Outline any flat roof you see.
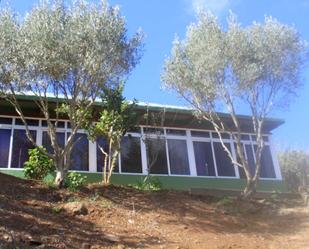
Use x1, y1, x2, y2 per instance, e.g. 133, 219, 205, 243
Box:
0, 93, 284, 132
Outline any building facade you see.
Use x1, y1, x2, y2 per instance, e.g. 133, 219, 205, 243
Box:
0, 96, 286, 192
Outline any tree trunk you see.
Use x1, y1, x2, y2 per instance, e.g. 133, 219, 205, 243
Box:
242, 178, 257, 199
55, 168, 67, 188
54, 156, 67, 188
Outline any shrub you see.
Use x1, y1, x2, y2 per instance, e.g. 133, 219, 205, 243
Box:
278, 150, 309, 192
65, 172, 87, 191
24, 146, 54, 181
132, 176, 162, 191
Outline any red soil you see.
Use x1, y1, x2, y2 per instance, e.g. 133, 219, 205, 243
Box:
0, 173, 308, 249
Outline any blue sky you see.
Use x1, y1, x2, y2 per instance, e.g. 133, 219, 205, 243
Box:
1, 0, 309, 150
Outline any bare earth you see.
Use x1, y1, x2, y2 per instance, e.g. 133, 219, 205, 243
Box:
0, 173, 308, 249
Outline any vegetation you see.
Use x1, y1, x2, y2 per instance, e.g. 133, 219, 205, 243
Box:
131, 176, 162, 191
278, 150, 309, 192
24, 147, 54, 181
162, 11, 308, 198
65, 172, 87, 191
88, 85, 139, 185
0, 0, 143, 187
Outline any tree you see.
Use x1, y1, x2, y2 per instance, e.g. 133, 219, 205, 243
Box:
0, 0, 143, 187
88, 85, 139, 185
278, 150, 309, 192
162, 11, 307, 198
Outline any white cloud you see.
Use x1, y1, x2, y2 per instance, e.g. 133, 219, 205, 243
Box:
189, 0, 231, 14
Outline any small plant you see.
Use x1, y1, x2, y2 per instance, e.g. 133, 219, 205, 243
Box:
65, 172, 87, 191
44, 178, 57, 190
51, 206, 62, 214
216, 196, 234, 207
131, 176, 162, 191
24, 146, 54, 181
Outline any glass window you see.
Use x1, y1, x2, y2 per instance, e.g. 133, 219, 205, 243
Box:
245, 144, 256, 176
146, 138, 168, 174
259, 146, 276, 178
15, 119, 39, 126
191, 130, 210, 138
167, 139, 190, 175
213, 142, 235, 177
212, 133, 231, 139
0, 117, 12, 125
96, 137, 119, 173
193, 141, 216, 176
241, 134, 250, 140
166, 129, 186, 136
11, 129, 37, 168
121, 136, 142, 173
143, 127, 164, 136
69, 133, 89, 171
42, 131, 65, 154
127, 127, 141, 133
0, 129, 11, 168
42, 120, 65, 128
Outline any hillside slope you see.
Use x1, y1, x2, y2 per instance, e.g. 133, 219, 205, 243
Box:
0, 173, 308, 249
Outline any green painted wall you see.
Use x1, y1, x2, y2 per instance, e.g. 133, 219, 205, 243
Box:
0, 169, 288, 193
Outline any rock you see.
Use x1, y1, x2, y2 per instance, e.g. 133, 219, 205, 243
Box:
62, 202, 88, 215
118, 244, 126, 249
103, 233, 121, 243
81, 242, 91, 249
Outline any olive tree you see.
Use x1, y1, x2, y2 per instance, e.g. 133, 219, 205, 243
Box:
162, 12, 307, 198
0, 1, 143, 187
278, 150, 309, 192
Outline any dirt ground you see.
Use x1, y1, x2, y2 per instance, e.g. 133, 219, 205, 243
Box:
0, 173, 308, 249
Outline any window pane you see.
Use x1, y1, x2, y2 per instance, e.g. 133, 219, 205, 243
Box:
0, 117, 12, 125
15, 119, 39, 126
70, 133, 89, 171
143, 127, 164, 136
0, 129, 11, 168
127, 127, 141, 133
121, 136, 142, 173
260, 146, 276, 178
241, 134, 250, 140
193, 141, 216, 176
212, 133, 230, 139
42, 131, 65, 154
166, 129, 186, 136
42, 120, 65, 128
97, 137, 117, 172
213, 142, 235, 177
146, 138, 168, 174
11, 129, 36, 168
191, 131, 210, 138
245, 144, 256, 176
237, 143, 256, 179
167, 139, 190, 175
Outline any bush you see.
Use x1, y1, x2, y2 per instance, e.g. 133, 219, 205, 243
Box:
278, 150, 309, 192
65, 172, 87, 191
131, 176, 162, 191
24, 147, 54, 180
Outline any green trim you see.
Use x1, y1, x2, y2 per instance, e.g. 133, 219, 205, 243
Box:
0, 169, 288, 193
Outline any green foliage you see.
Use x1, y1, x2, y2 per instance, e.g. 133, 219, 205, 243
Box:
216, 196, 234, 206
131, 176, 162, 191
88, 84, 139, 184
65, 172, 87, 191
51, 206, 62, 214
90, 84, 138, 142
278, 150, 309, 192
23, 147, 54, 181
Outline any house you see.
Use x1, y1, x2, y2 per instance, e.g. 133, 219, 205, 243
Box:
0, 95, 286, 192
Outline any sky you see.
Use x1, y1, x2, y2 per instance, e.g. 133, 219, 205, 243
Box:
1, 0, 309, 150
